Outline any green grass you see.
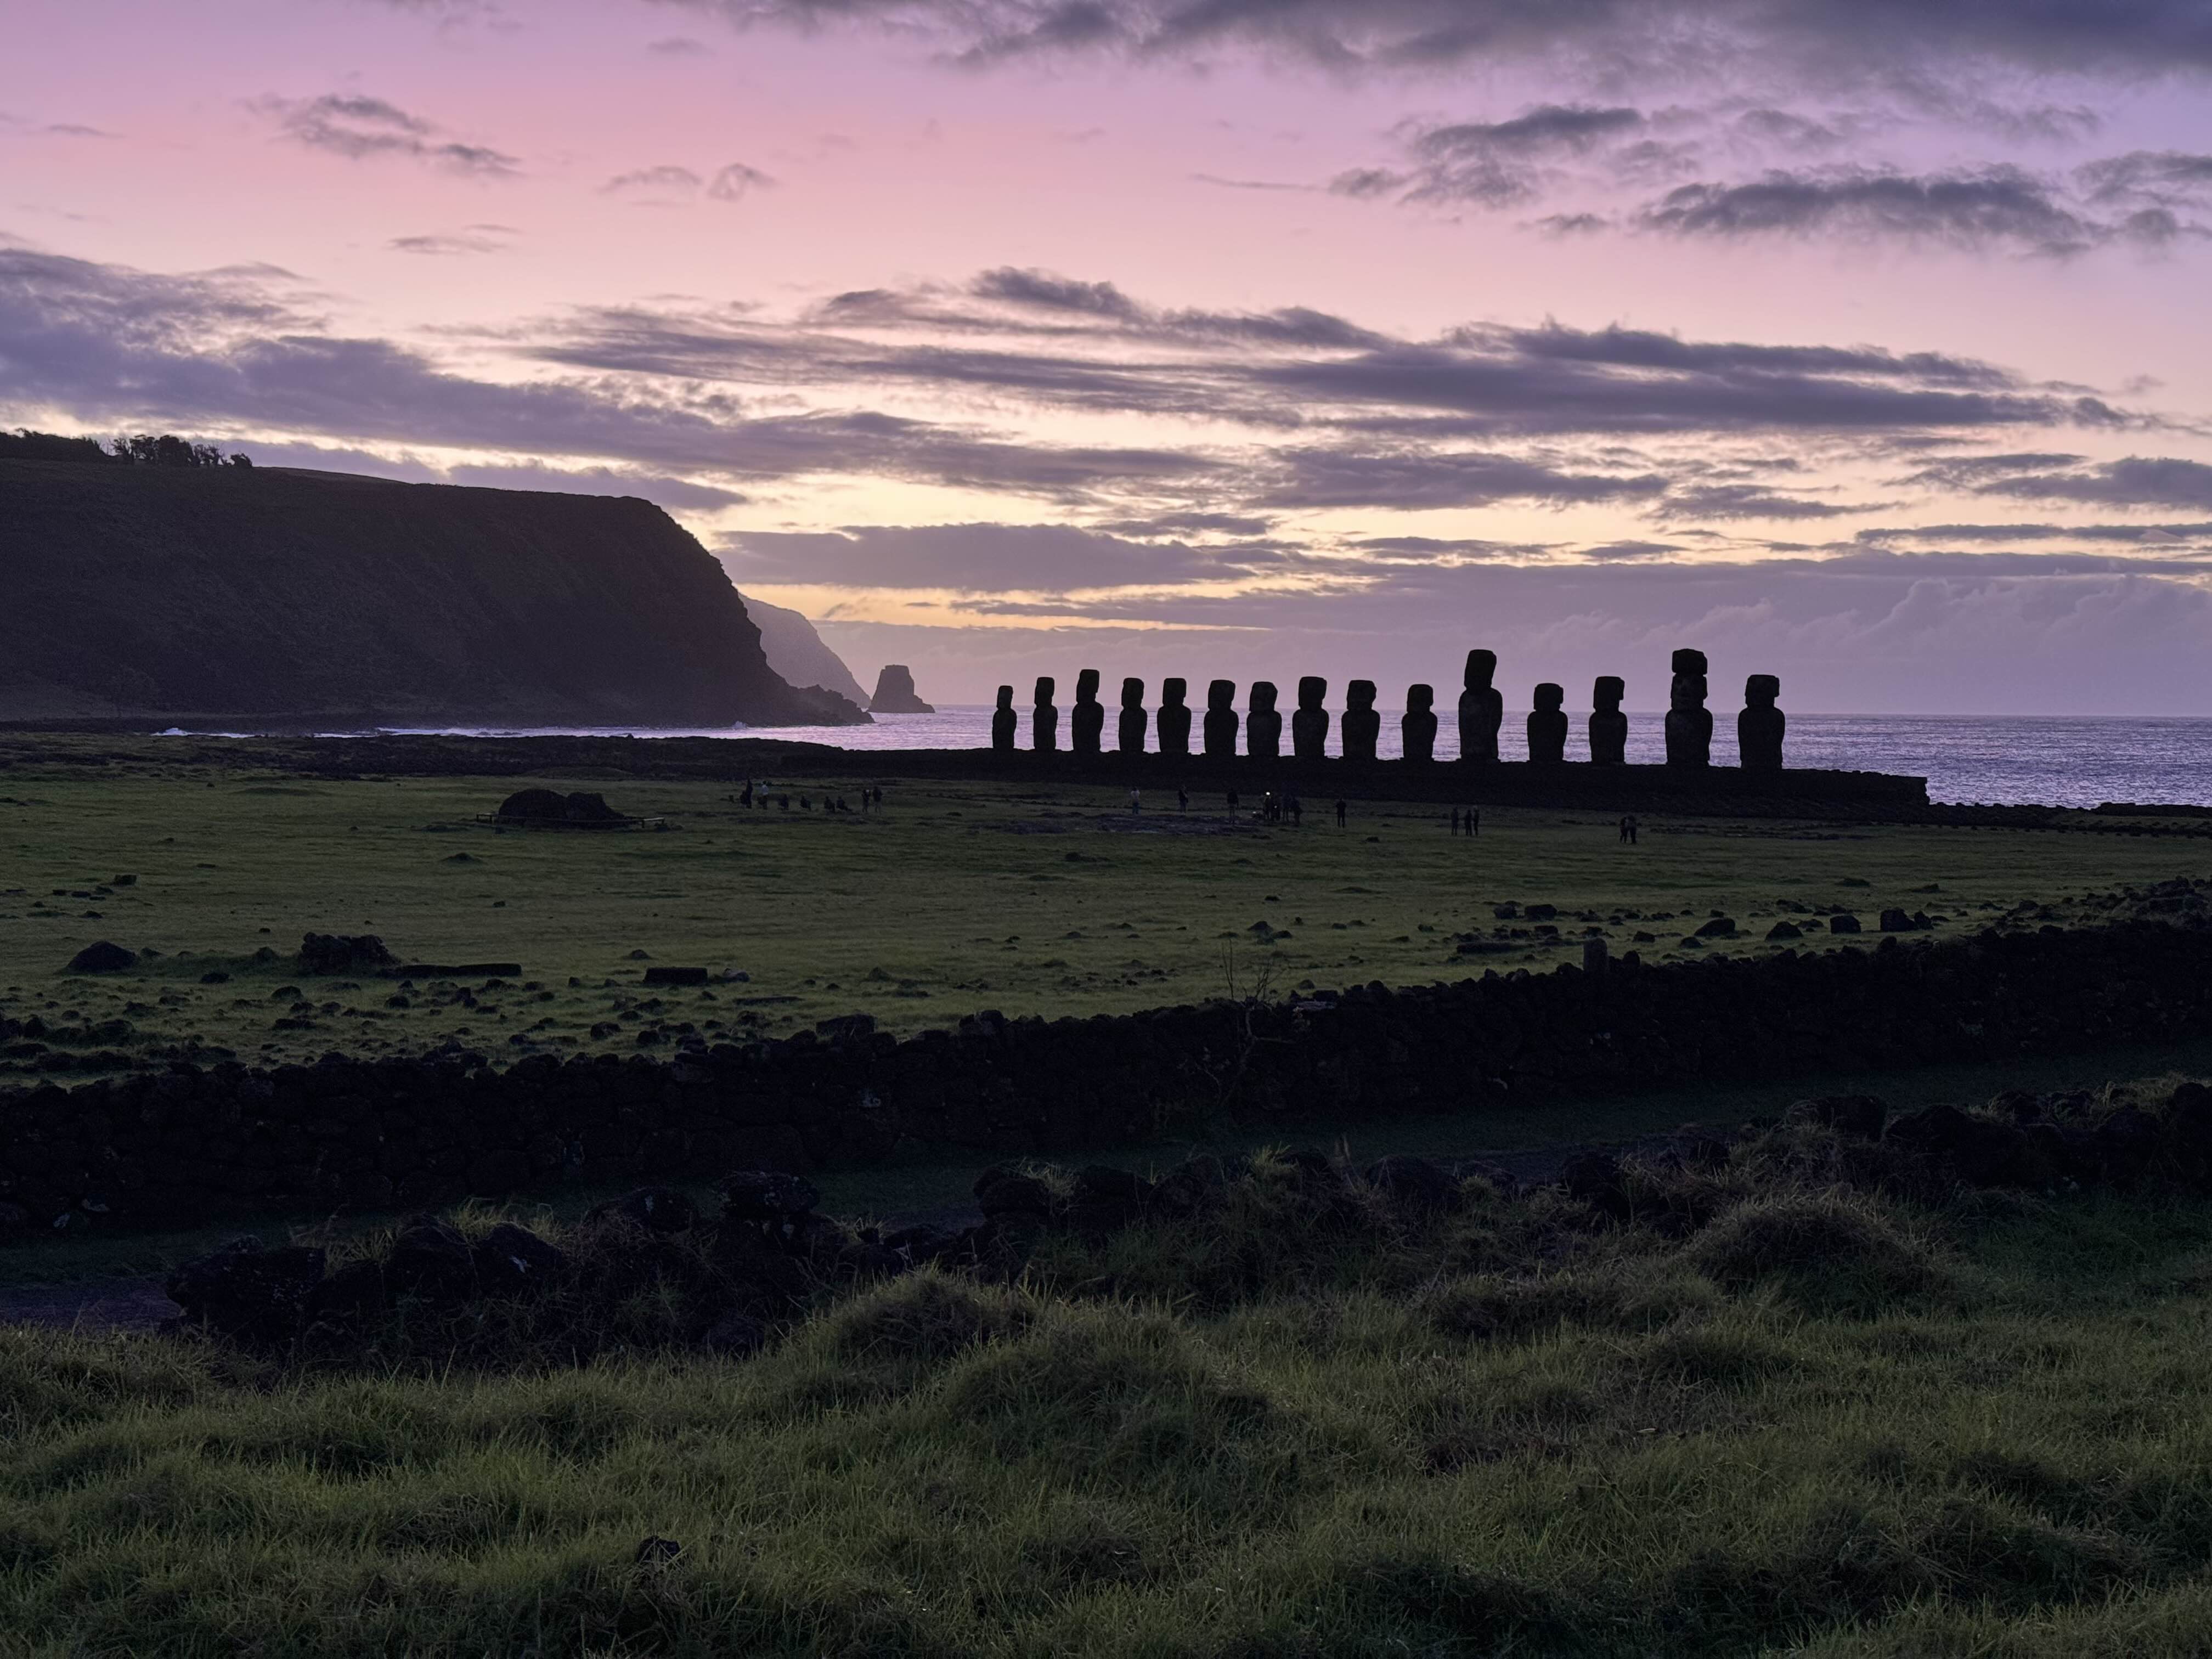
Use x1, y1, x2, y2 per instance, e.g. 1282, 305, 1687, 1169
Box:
1, 738, 2202, 1076
7, 1107, 2212, 1655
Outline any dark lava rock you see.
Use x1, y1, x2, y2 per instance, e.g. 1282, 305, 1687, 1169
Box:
298, 933, 397, 975
385, 1216, 476, 1301
1787, 1094, 1889, 1139
1878, 908, 1917, 933
975, 1169, 1054, 1218
306, 1258, 387, 1325
472, 1221, 571, 1294
595, 1186, 699, 1234
1560, 1150, 1633, 1221
1828, 914, 1862, 934
718, 1170, 821, 1221
1364, 1153, 1459, 1212
1886, 1103, 2028, 1186
1765, 921, 1803, 941
166, 1237, 326, 1338
66, 940, 138, 974
1695, 917, 1739, 938
642, 966, 710, 986
1075, 1165, 1153, 1206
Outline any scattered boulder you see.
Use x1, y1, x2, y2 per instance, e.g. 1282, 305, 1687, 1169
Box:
1765, 921, 1802, 941
165, 1237, 326, 1338
299, 933, 397, 975
1695, 917, 1738, 938
642, 966, 710, 987
975, 1169, 1054, 1219
595, 1186, 699, 1234
1829, 914, 1862, 934
718, 1170, 821, 1222
1884, 1103, 2028, 1186
472, 1221, 571, 1294
384, 1216, 477, 1301
65, 940, 137, 974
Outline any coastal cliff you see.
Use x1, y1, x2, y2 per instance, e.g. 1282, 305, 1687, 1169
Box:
0, 461, 867, 727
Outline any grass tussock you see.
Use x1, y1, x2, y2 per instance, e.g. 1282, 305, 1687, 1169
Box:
8, 1111, 2212, 1654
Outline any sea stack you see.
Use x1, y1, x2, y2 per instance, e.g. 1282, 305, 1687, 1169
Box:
868, 664, 934, 714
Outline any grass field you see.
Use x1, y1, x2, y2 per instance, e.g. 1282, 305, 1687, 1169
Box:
5, 1085, 2212, 1656
3, 743, 2204, 1076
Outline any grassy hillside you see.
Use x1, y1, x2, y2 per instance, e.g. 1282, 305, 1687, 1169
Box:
0, 461, 860, 726
5, 1079, 2212, 1657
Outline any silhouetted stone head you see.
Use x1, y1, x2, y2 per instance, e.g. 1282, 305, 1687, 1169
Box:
1121, 676, 1144, 709
995, 685, 1014, 712
1408, 684, 1434, 714
1465, 649, 1497, 691
1207, 679, 1235, 711
1163, 677, 1188, 707
1249, 681, 1278, 713
1671, 648, 1708, 677
1298, 676, 1327, 710
1347, 679, 1376, 712
1593, 676, 1624, 712
1533, 682, 1564, 712
1076, 669, 1101, 705
1745, 673, 1780, 707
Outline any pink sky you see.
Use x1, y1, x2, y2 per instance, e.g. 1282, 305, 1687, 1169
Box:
7, 0, 2212, 711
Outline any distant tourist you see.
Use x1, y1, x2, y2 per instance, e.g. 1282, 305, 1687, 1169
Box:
1334, 799, 1347, 827
1289, 794, 1303, 827
1128, 787, 1141, 815
1626, 814, 1640, 845
1450, 808, 1461, 836
1618, 815, 1630, 844
1177, 786, 1189, 812
1227, 788, 1239, 812
1466, 806, 1480, 837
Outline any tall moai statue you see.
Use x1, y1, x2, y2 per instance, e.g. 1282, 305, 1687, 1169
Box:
1071, 669, 1104, 755
1117, 677, 1147, 754
1664, 648, 1712, 768
1459, 650, 1503, 763
1032, 676, 1059, 753
1341, 680, 1380, 763
1588, 676, 1627, 764
1203, 680, 1240, 758
1292, 676, 1330, 761
1739, 674, 1785, 770
1246, 682, 1282, 760
991, 685, 1018, 753
1156, 677, 1192, 757
1527, 682, 1568, 764
1402, 684, 1437, 764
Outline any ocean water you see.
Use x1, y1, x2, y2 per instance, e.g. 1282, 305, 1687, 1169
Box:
209, 709, 2212, 809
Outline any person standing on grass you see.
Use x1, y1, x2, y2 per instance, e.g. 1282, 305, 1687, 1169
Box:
1129, 787, 1141, 815
1451, 808, 1461, 836
1334, 798, 1347, 827
1627, 813, 1640, 845
1177, 786, 1189, 812
1290, 794, 1304, 827
1467, 806, 1480, 837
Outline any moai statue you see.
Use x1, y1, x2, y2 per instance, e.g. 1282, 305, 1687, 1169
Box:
1117, 677, 1147, 754
1527, 682, 1567, 764
1032, 675, 1059, 753
1203, 679, 1240, 758
1739, 674, 1785, 770
1341, 680, 1380, 763
1664, 648, 1712, 768
1071, 669, 1104, 756
1588, 676, 1627, 765
1292, 676, 1330, 761
1459, 649, 1503, 763
1401, 684, 1437, 764
1246, 681, 1283, 760
1156, 677, 1192, 757
991, 685, 1017, 753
